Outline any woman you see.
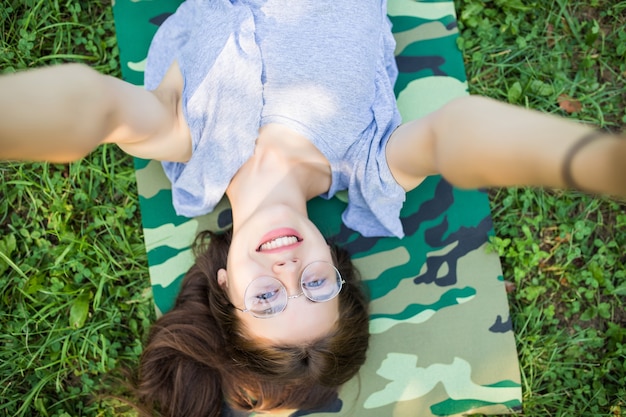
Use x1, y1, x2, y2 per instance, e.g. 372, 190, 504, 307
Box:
1, 0, 625, 415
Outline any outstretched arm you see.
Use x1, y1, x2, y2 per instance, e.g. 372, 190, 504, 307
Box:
0, 63, 190, 163
387, 95, 626, 196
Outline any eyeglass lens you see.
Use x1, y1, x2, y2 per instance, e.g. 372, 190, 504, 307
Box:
243, 261, 342, 317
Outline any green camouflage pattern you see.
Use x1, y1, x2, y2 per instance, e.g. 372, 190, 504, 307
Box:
112, 0, 522, 415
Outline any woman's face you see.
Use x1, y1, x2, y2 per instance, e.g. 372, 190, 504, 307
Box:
219, 204, 340, 345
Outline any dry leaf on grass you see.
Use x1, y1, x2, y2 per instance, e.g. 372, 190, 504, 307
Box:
557, 94, 583, 114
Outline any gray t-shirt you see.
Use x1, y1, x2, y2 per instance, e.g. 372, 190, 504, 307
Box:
145, 0, 406, 238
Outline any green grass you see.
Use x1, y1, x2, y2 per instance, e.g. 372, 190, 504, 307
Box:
1, 2, 151, 416
0, 0, 625, 416
455, 0, 626, 415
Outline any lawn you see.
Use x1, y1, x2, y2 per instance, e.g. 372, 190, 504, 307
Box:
0, 0, 624, 416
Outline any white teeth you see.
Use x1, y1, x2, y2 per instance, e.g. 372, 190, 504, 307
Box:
259, 236, 299, 251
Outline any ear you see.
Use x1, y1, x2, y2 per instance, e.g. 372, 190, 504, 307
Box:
217, 268, 228, 289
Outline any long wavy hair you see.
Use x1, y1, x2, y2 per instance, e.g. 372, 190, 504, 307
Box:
135, 229, 369, 416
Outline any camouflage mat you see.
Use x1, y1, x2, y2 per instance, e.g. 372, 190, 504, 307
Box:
112, 1, 522, 416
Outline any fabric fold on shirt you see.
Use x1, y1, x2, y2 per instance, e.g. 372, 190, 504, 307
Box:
145, 0, 263, 217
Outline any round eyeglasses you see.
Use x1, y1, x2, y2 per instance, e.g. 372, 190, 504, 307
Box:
232, 261, 345, 318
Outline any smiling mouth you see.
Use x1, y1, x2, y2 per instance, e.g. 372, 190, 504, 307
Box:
257, 235, 302, 252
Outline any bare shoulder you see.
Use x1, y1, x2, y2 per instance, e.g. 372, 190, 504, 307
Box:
385, 116, 438, 192
108, 60, 192, 162
150, 60, 192, 159
150, 60, 184, 114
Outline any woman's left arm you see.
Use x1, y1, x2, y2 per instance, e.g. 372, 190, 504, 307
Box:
0, 63, 189, 163
386, 95, 626, 196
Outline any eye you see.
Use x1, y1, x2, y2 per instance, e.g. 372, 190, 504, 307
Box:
303, 277, 326, 289
254, 288, 280, 302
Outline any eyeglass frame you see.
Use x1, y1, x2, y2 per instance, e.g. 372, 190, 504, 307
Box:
229, 260, 345, 319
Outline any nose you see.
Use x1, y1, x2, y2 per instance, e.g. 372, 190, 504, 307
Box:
272, 258, 302, 293
272, 258, 300, 275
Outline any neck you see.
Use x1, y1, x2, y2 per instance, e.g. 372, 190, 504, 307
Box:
225, 124, 331, 231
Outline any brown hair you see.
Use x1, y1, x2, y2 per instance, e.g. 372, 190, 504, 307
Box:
136, 230, 369, 417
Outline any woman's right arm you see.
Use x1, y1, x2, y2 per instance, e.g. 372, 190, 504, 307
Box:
0, 63, 190, 163
387, 95, 626, 197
